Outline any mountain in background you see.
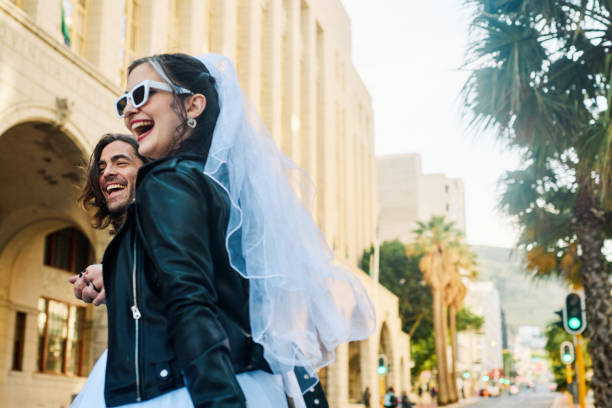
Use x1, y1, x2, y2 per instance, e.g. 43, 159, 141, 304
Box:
470, 245, 567, 333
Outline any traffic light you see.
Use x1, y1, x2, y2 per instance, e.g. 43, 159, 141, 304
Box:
560, 341, 575, 364
563, 293, 586, 335
377, 355, 388, 375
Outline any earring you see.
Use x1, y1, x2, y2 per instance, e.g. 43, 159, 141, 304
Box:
187, 117, 197, 129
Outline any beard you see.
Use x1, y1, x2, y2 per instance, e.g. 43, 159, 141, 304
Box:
106, 193, 134, 234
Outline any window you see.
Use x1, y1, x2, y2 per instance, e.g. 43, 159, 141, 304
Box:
61, 0, 88, 56
12, 312, 26, 371
37, 298, 86, 376
44, 227, 93, 273
121, 0, 141, 84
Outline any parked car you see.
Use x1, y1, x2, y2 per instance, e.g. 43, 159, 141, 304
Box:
486, 384, 500, 397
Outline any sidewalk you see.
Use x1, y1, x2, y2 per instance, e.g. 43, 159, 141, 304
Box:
415, 396, 480, 408
444, 396, 480, 407
551, 392, 595, 408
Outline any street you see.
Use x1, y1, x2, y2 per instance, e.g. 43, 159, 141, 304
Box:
467, 386, 557, 408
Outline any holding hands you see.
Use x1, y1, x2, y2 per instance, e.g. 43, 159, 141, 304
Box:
69, 264, 106, 306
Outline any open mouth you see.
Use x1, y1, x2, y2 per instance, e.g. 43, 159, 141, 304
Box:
132, 120, 154, 141
106, 183, 127, 198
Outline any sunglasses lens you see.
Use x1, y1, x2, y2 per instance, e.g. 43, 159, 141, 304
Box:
116, 96, 127, 117
132, 84, 146, 106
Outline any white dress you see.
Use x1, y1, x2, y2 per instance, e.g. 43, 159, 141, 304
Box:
71, 349, 290, 408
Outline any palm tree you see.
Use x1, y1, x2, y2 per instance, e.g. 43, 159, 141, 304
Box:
445, 270, 471, 400
462, 1, 612, 404
408, 216, 465, 405
444, 240, 476, 402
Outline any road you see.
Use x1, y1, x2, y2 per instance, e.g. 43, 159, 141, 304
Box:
468, 386, 557, 408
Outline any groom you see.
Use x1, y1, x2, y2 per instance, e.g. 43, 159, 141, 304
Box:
71, 133, 145, 304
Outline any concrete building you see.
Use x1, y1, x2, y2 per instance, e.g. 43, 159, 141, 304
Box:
456, 281, 503, 395
0, 0, 411, 407
376, 153, 466, 243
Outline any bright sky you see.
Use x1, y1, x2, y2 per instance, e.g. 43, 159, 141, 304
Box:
340, 0, 522, 248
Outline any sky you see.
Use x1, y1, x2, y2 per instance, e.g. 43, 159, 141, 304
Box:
340, 0, 523, 248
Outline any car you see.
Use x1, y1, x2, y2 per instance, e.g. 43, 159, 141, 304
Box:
486, 385, 500, 397
509, 385, 519, 395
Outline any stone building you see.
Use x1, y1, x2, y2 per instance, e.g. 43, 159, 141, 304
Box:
376, 153, 466, 243
0, 0, 410, 406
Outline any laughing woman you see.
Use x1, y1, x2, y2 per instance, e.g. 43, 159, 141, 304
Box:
71, 53, 375, 408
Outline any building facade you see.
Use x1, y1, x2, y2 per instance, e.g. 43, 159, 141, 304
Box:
0, 0, 410, 407
376, 153, 466, 244
456, 281, 503, 396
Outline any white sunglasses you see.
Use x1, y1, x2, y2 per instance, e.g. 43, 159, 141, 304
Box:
115, 79, 193, 118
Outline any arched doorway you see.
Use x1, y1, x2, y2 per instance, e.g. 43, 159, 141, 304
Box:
378, 322, 394, 402
0, 121, 98, 407
0, 121, 89, 244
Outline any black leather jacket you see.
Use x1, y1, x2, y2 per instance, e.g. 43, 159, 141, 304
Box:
102, 155, 271, 407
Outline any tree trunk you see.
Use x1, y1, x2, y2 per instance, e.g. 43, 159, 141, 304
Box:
573, 186, 612, 408
449, 305, 459, 402
440, 303, 454, 404
433, 290, 450, 405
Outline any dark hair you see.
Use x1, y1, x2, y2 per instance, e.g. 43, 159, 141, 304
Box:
127, 53, 220, 159
79, 134, 147, 233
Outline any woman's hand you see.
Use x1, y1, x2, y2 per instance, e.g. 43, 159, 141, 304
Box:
69, 264, 106, 306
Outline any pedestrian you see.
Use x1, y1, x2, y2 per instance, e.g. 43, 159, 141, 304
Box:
69, 53, 375, 408
400, 390, 414, 408
362, 386, 371, 408
431, 386, 438, 400
384, 387, 398, 407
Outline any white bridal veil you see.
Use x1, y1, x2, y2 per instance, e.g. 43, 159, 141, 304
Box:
196, 53, 376, 393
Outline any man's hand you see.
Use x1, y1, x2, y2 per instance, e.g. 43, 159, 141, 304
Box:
69, 264, 106, 306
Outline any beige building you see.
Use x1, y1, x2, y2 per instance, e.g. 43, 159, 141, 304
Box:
376, 153, 466, 243
0, 0, 410, 407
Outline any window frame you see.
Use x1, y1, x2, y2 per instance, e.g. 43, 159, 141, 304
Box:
61, 0, 89, 56
43, 227, 93, 273
36, 297, 86, 377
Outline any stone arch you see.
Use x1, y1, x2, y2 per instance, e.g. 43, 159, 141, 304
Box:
378, 322, 394, 395
0, 118, 109, 296
0, 119, 103, 403
0, 120, 93, 246
0, 102, 91, 158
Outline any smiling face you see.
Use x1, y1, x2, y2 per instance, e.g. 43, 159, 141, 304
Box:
97, 140, 143, 214
122, 63, 190, 159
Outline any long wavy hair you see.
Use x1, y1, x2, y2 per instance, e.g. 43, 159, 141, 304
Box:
79, 134, 147, 233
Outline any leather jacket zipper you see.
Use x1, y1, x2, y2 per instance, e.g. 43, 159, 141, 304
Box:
131, 243, 142, 402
